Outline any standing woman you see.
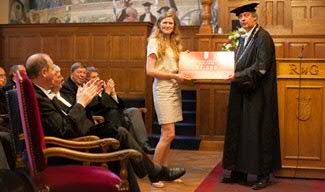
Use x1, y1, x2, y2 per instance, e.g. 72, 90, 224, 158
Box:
146, 10, 190, 187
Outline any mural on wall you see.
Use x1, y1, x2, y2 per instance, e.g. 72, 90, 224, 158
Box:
8, 0, 218, 26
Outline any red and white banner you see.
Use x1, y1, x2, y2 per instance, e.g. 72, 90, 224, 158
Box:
179, 51, 235, 79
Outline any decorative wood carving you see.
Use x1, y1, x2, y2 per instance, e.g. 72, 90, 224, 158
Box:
200, 0, 212, 34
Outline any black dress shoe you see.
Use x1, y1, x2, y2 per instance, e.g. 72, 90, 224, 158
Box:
148, 166, 186, 183
252, 175, 270, 190
220, 171, 247, 184
142, 142, 155, 154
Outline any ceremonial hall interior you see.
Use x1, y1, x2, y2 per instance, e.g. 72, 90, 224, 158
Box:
0, 0, 325, 191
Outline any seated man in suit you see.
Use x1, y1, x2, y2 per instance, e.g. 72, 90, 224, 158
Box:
0, 67, 9, 131
86, 66, 155, 154
25, 53, 185, 190
60, 63, 154, 154
0, 66, 7, 115
3, 65, 26, 91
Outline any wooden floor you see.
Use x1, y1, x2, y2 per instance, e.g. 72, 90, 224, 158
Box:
138, 150, 223, 192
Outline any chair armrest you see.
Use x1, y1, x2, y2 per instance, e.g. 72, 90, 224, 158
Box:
44, 136, 120, 150
72, 135, 100, 141
19, 134, 101, 142
43, 147, 142, 162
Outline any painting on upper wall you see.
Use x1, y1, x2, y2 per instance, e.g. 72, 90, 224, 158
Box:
8, 0, 218, 26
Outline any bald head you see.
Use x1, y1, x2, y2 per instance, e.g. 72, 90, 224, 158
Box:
26, 53, 55, 90
26, 53, 53, 79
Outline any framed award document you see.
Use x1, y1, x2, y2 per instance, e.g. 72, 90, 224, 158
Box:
179, 51, 234, 79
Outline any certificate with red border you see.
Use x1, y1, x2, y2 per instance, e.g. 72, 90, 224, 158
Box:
179, 51, 234, 79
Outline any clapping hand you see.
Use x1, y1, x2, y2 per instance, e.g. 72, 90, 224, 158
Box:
77, 79, 104, 107
104, 78, 116, 96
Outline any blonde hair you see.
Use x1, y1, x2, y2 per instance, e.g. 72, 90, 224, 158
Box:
149, 10, 182, 63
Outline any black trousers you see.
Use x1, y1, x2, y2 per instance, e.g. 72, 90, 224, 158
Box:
88, 122, 155, 178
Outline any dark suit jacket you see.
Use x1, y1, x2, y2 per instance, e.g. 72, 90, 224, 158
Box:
139, 13, 157, 23
35, 85, 94, 139
60, 77, 127, 125
60, 77, 78, 105
0, 88, 7, 114
3, 79, 15, 92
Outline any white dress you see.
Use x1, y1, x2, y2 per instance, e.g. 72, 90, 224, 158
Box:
147, 38, 183, 125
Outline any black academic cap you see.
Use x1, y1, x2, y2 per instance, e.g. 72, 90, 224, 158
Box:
142, 2, 152, 7
157, 6, 170, 14
230, 3, 259, 16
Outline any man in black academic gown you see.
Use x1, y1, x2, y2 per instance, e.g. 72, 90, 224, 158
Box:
25, 53, 186, 191
221, 3, 281, 190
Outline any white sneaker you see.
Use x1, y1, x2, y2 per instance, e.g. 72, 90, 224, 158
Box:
151, 181, 165, 188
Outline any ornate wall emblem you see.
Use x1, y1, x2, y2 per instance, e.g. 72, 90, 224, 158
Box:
296, 97, 312, 121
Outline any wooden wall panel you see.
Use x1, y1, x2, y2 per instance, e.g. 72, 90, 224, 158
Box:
129, 35, 146, 61
129, 68, 145, 92
75, 33, 90, 61
111, 35, 128, 61
0, 35, 3, 68
179, 26, 199, 51
23, 36, 41, 60
311, 6, 325, 19
41, 35, 57, 59
276, 1, 285, 25
274, 42, 285, 58
314, 43, 325, 58
91, 34, 107, 61
288, 42, 311, 58
266, 1, 274, 25
292, 6, 307, 19
57, 33, 74, 62
195, 80, 230, 141
213, 89, 228, 136
283, 86, 323, 160
8, 36, 23, 61
196, 87, 210, 137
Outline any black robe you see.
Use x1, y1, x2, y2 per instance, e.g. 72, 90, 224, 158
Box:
222, 26, 281, 175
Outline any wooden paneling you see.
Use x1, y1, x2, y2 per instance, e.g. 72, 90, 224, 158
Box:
217, 0, 325, 35
0, 23, 152, 100
198, 34, 325, 58
195, 80, 229, 142
75, 33, 90, 61
41, 35, 57, 59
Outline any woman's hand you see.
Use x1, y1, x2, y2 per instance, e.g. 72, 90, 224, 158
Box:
225, 74, 235, 81
175, 73, 191, 83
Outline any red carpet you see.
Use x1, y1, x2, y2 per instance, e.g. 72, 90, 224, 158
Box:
195, 162, 325, 192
